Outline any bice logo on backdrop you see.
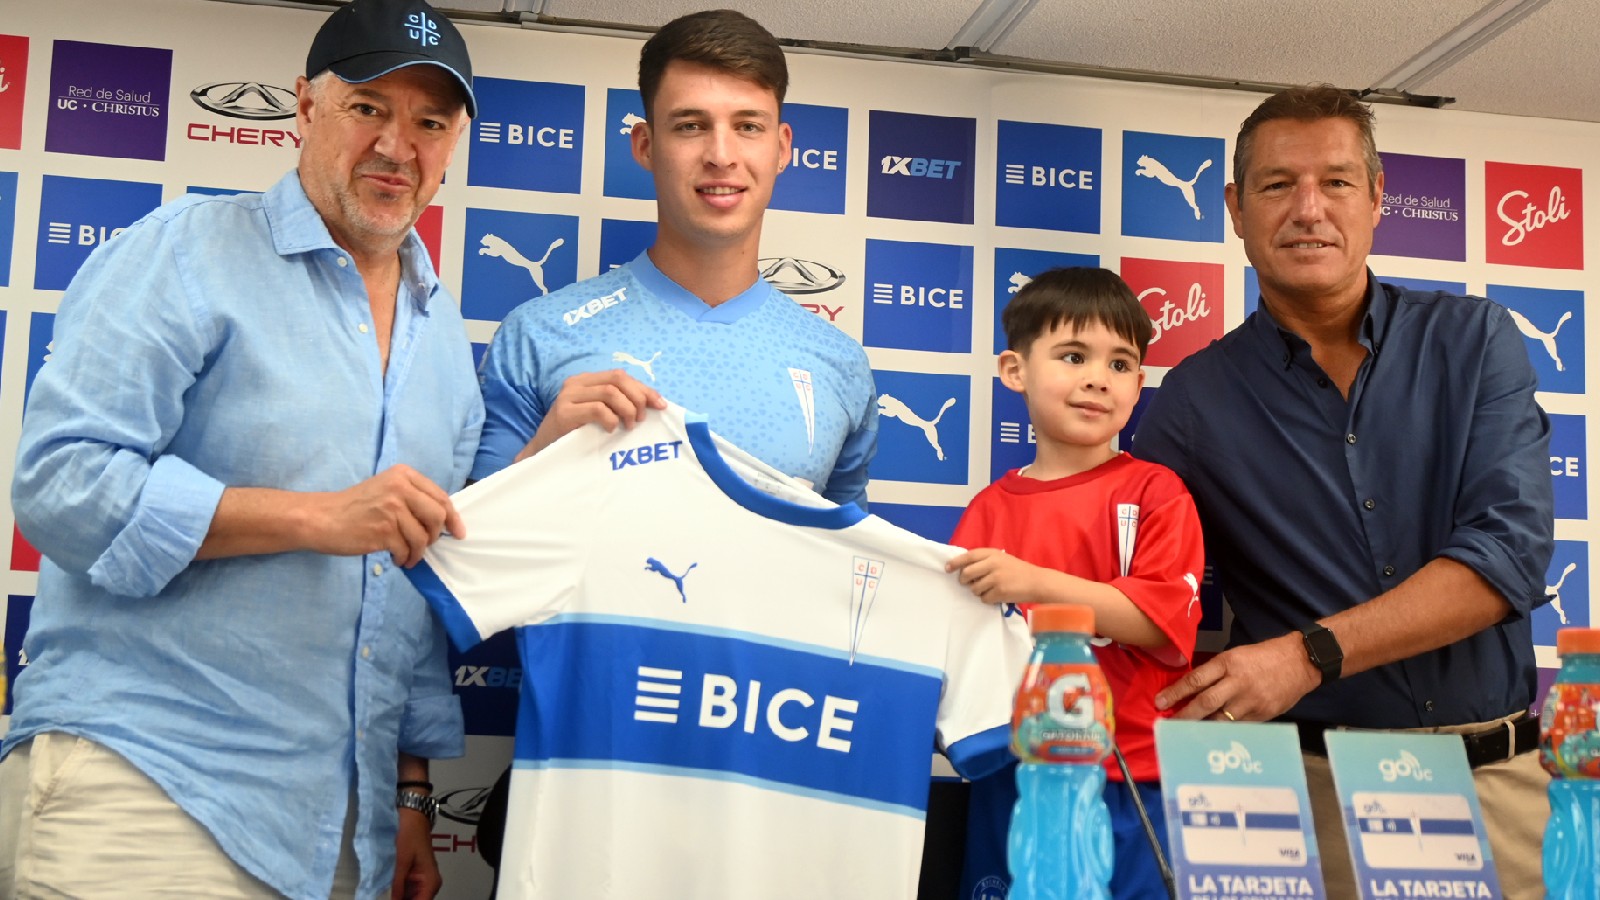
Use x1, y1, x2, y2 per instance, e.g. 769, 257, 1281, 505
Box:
461, 208, 578, 322
1534, 540, 1589, 646
871, 369, 970, 486
862, 239, 972, 353
1119, 258, 1223, 368
35, 176, 162, 291
995, 120, 1100, 234
1550, 414, 1586, 520
772, 103, 847, 215
1375, 152, 1465, 261
0, 34, 29, 150
603, 89, 653, 200
867, 110, 976, 224
990, 377, 1036, 483
1486, 162, 1583, 269
469, 78, 584, 194
1121, 131, 1224, 243
990, 248, 1098, 354
46, 40, 172, 161
1488, 284, 1584, 395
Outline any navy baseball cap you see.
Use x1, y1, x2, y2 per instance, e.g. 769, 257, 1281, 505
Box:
306, 0, 477, 118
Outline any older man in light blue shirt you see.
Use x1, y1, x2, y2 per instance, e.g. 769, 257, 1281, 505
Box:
0, 1, 483, 898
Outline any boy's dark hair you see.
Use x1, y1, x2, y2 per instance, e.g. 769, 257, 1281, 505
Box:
638, 10, 788, 122
1002, 267, 1152, 360
1234, 84, 1381, 201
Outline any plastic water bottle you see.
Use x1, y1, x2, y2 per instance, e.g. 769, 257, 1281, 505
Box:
1542, 627, 1600, 899
1009, 604, 1114, 900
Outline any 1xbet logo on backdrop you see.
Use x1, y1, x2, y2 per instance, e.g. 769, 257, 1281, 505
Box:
1489, 284, 1584, 395
469, 78, 584, 194
862, 239, 972, 353
1534, 540, 1589, 646
46, 40, 171, 161
461, 208, 578, 322
1486, 162, 1583, 269
995, 121, 1100, 233
0, 35, 28, 150
35, 176, 161, 291
1119, 258, 1223, 368
871, 370, 970, 485
867, 110, 976, 224
449, 629, 520, 737
772, 103, 847, 215
1121, 131, 1224, 243
1375, 152, 1465, 261
990, 248, 1098, 355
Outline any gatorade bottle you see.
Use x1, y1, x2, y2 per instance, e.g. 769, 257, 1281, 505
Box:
1009, 604, 1114, 900
1542, 627, 1600, 899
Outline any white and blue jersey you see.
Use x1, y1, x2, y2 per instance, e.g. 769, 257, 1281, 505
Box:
410, 405, 1029, 900
474, 253, 878, 506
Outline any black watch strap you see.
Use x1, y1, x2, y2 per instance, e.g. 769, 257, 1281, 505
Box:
1298, 622, 1343, 686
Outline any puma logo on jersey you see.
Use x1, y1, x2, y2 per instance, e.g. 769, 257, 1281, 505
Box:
878, 393, 956, 460
646, 557, 697, 603
614, 350, 662, 381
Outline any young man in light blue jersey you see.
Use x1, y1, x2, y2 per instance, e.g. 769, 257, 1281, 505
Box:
470, 8, 879, 874
473, 9, 877, 503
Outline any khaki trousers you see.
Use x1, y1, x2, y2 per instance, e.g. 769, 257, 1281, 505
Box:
0, 733, 360, 899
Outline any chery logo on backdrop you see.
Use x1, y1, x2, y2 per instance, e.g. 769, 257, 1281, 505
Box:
1119, 258, 1223, 368
1485, 162, 1583, 269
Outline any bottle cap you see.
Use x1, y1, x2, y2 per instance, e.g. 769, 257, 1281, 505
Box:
1556, 628, 1600, 655
1029, 604, 1094, 634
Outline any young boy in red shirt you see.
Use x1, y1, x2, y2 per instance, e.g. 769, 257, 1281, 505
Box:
947, 267, 1205, 898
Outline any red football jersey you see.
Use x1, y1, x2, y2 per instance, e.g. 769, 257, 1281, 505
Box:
952, 453, 1205, 781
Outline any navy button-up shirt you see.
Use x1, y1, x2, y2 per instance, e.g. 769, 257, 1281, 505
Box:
1132, 275, 1553, 728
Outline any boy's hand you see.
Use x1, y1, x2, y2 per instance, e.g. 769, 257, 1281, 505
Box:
945, 548, 1043, 605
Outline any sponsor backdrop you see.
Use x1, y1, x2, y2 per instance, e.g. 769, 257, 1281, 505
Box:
1, 1, 1596, 894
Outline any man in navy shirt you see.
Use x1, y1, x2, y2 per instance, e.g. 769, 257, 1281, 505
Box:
1133, 85, 1552, 898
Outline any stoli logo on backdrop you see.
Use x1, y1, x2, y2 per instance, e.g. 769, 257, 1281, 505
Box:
1119, 258, 1223, 368
1485, 162, 1583, 270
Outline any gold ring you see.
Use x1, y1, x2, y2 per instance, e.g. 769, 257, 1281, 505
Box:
1222, 709, 1237, 722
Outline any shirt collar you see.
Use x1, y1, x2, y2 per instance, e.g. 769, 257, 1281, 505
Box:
631, 251, 769, 323
1248, 268, 1385, 369
263, 170, 442, 312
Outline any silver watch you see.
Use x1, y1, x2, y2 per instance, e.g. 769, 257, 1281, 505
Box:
396, 789, 438, 828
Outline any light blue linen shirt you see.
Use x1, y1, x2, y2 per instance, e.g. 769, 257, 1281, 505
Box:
5, 172, 482, 900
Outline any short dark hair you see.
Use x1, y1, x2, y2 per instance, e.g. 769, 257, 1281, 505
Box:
1234, 85, 1381, 199
1002, 267, 1152, 361
638, 10, 788, 122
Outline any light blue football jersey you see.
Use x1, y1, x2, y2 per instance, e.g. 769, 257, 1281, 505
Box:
475, 253, 877, 506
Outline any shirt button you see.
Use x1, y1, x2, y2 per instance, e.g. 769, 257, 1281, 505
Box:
372, 563, 383, 576
1364, 499, 1376, 511
1346, 433, 1357, 444
1383, 565, 1395, 576
356, 728, 364, 740
358, 323, 369, 334
1424, 700, 1435, 713
1317, 377, 1330, 388
337, 256, 348, 267
361, 645, 372, 659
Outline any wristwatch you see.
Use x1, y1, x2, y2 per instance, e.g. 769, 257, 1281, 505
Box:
396, 789, 438, 828
1298, 622, 1343, 687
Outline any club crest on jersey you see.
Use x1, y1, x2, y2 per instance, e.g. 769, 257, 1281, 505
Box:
564, 287, 628, 326
646, 557, 697, 603
790, 367, 816, 454
610, 439, 684, 471
849, 556, 885, 662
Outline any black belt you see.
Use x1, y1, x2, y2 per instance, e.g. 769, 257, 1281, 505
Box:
1291, 715, 1539, 770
